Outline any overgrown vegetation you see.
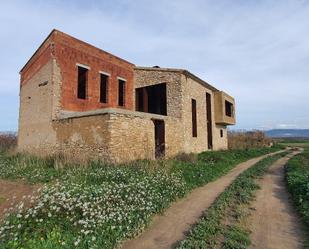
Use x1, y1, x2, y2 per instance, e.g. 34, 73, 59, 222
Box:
228, 131, 273, 150
0, 146, 284, 249
176, 152, 287, 249
286, 149, 309, 247
0, 133, 17, 152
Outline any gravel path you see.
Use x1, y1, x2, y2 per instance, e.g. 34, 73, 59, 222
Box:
121, 150, 286, 249
249, 149, 306, 249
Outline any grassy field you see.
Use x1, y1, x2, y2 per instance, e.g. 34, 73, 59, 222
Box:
176, 152, 287, 249
279, 139, 309, 148
0, 146, 283, 249
286, 149, 309, 247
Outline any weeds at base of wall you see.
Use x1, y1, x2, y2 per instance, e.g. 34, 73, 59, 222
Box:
173, 153, 198, 164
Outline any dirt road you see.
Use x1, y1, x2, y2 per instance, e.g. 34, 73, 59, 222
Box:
0, 179, 40, 221
249, 150, 306, 249
121, 150, 286, 249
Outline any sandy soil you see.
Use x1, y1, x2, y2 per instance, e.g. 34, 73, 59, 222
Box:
249, 150, 306, 249
121, 150, 286, 249
0, 179, 40, 221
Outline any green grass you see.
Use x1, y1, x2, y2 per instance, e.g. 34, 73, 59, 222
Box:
278, 139, 309, 148
279, 139, 309, 144
173, 147, 283, 190
286, 149, 309, 248
0, 196, 5, 204
0, 146, 284, 184
280, 142, 309, 148
176, 152, 287, 249
0, 146, 284, 249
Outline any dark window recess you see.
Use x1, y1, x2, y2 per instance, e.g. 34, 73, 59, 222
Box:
220, 129, 224, 137
77, 66, 88, 99
135, 83, 167, 115
206, 92, 213, 149
192, 99, 197, 137
118, 79, 126, 106
225, 100, 233, 117
100, 74, 108, 103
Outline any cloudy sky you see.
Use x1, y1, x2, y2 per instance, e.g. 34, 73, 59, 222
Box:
0, 0, 308, 131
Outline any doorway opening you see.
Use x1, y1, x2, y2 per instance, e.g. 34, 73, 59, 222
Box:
206, 93, 213, 149
153, 120, 165, 158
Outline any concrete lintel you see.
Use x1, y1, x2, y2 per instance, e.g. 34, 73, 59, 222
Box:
57, 108, 169, 121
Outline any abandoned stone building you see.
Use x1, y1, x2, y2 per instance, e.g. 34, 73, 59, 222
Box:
17, 29, 236, 162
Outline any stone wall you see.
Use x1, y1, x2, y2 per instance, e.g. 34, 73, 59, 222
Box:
54, 109, 184, 163
213, 125, 228, 150
107, 113, 155, 162
54, 114, 111, 160
134, 68, 183, 118
181, 74, 210, 153
134, 68, 230, 154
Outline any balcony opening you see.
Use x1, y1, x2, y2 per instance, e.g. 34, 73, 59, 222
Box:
225, 100, 234, 117
135, 83, 167, 115
77, 66, 88, 99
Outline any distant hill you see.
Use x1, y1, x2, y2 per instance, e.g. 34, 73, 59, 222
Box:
265, 129, 309, 138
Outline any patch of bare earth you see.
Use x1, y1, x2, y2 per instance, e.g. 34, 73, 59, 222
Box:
120, 150, 286, 249
0, 179, 40, 221
249, 150, 306, 249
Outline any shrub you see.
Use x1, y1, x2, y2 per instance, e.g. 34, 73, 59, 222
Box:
228, 131, 273, 150
0, 133, 17, 152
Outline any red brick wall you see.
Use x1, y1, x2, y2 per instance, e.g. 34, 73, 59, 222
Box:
53, 31, 135, 112
20, 30, 135, 112
20, 38, 53, 86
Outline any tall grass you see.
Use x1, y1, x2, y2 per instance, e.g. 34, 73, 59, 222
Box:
286, 149, 309, 247
228, 131, 273, 150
